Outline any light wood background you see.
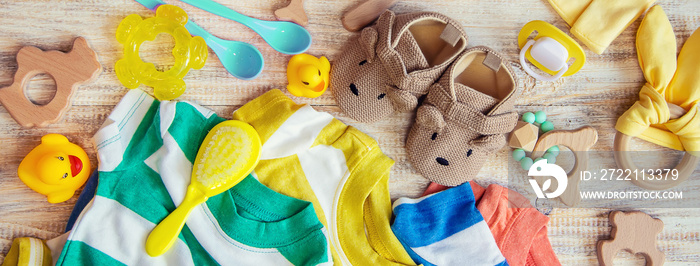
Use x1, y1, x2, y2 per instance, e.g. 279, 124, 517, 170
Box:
1, 0, 699, 265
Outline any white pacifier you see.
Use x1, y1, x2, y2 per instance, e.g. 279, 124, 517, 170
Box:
518, 21, 585, 82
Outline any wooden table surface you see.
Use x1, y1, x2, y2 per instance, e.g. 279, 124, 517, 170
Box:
1, 0, 699, 264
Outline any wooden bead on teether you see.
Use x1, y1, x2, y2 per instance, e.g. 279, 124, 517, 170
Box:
508, 121, 539, 151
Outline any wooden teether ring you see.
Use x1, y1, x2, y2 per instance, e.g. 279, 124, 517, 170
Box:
531, 126, 598, 206
0, 37, 101, 128
614, 103, 699, 190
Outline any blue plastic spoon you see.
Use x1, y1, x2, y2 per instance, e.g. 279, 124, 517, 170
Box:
179, 0, 312, 55
133, 0, 264, 80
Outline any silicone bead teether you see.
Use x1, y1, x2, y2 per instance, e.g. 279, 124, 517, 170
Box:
510, 112, 560, 170
512, 149, 526, 161
540, 121, 554, 132
115, 4, 208, 100
520, 157, 534, 170
534, 111, 547, 124
522, 112, 536, 123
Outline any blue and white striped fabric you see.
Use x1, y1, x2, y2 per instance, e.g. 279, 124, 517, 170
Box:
391, 182, 508, 266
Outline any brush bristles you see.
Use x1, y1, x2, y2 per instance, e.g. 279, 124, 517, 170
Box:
194, 126, 253, 188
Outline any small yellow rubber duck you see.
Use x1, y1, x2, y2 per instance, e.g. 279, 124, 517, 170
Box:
286, 54, 331, 98
18, 134, 91, 203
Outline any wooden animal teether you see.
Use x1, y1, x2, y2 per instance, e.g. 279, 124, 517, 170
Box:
615, 102, 700, 190
275, 0, 308, 26
0, 37, 101, 128
597, 211, 665, 266
342, 0, 400, 32
614, 6, 700, 190
531, 126, 598, 206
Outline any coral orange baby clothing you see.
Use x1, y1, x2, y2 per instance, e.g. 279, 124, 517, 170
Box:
423, 182, 560, 266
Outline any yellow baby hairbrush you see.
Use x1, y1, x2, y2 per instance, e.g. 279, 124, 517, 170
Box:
518, 20, 585, 82
145, 120, 262, 257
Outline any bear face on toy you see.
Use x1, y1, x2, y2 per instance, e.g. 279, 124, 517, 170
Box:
330, 27, 400, 123
407, 104, 507, 186
405, 47, 519, 187
330, 11, 467, 123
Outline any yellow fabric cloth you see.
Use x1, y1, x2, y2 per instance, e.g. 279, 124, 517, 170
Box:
233, 89, 417, 266
615, 5, 700, 156
2, 238, 52, 266
547, 0, 655, 54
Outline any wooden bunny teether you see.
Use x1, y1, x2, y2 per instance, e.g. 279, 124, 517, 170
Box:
614, 5, 700, 190
531, 126, 598, 206
597, 211, 665, 266
0, 37, 101, 128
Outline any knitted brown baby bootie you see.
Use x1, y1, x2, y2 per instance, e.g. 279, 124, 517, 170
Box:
406, 47, 520, 186
331, 10, 468, 123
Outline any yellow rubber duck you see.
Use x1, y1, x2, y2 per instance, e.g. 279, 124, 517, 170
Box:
286, 54, 331, 98
18, 134, 91, 203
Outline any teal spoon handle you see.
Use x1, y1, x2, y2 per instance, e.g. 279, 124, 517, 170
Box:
132, 0, 264, 80
179, 0, 252, 25
184, 22, 218, 47
177, 0, 311, 55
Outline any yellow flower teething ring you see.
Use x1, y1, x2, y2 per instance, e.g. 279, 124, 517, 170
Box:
115, 4, 207, 100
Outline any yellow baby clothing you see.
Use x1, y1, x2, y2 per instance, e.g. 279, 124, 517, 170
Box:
615, 5, 700, 156
233, 89, 416, 266
2, 238, 51, 266
2, 234, 70, 266
546, 0, 655, 54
